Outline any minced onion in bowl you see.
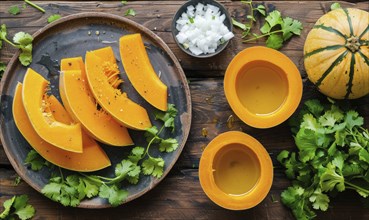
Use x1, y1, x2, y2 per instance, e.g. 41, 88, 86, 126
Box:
174, 2, 234, 56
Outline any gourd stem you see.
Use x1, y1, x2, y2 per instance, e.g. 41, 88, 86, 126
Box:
345, 36, 360, 53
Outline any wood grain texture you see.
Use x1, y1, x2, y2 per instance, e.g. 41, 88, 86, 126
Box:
1, 1, 369, 219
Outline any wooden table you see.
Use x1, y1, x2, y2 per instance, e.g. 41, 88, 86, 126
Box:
1, 0, 368, 219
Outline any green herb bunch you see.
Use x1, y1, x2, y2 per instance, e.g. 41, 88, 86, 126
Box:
278, 99, 369, 219
232, 0, 302, 49
0, 24, 33, 67
25, 104, 179, 207
0, 195, 35, 220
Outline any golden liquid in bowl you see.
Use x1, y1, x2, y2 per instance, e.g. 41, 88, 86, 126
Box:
213, 143, 260, 195
236, 61, 288, 115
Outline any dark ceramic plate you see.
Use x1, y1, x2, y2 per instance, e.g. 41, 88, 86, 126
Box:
0, 13, 191, 208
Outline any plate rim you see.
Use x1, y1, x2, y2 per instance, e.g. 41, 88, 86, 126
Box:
0, 12, 192, 209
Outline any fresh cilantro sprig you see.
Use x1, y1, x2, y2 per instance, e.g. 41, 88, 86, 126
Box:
40, 104, 178, 207
278, 99, 369, 219
232, 0, 266, 38
24, 149, 51, 171
0, 195, 35, 220
0, 24, 33, 66
243, 10, 303, 49
232, 1, 302, 49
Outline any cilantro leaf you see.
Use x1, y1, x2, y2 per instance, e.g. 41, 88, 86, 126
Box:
281, 17, 302, 41
144, 126, 160, 143
126, 164, 141, 184
124, 9, 136, 17
142, 157, 165, 178
159, 138, 178, 153
265, 10, 283, 28
232, 18, 247, 31
260, 22, 271, 34
154, 104, 178, 132
295, 128, 319, 162
0, 195, 35, 220
99, 184, 128, 207
24, 149, 47, 171
47, 14, 62, 23
0, 27, 33, 66
9, 5, 21, 15
42, 175, 81, 207
0, 196, 16, 219
128, 146, 145, 164
281, 186, 317, 220
121, 1, 127, 5
13, 32, 33, 45
304, 99, 324, 118
266, 34, 283, 49
320, 163, 345, 192
309, 188, 330, 211
81, 177, 99, 198
13, 195, 36, 220
255, 5, 266, 16
345, 110, 364, 130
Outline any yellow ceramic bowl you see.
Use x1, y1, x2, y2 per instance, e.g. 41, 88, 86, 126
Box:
199, 131, 273, 210
224, 46, 303, 128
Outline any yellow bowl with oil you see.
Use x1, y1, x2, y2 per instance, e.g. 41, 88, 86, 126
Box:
199, 131, 273, 210
224, 46, 303, 128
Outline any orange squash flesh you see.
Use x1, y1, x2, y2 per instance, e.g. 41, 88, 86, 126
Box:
85, 48, 152, 130
119, 34, 168, 111
22, 68, 83, 153
13, 83, 111, 172
60, 57, 133, 146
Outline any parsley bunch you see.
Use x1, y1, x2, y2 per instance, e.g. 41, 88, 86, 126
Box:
278, 99, 369, 219
0, 24, 33, 66
0, 195, 35, 220
33, 104, 178, 207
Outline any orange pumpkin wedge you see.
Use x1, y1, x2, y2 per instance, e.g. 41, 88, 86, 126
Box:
85, 47, 152, 130
13, 83, 111, 172
22, 68, 83, 153
119, 34, 168, 111
60, 57, 133, 146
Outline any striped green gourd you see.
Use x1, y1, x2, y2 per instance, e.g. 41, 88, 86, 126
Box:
304, 8, 368, 99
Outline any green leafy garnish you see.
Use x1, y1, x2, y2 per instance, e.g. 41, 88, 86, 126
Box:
244, 10, 302, 49
232, 1, 302, 49
40, 104, 178, 207
124, 8, 136, 17
278, 99, 369, 219
24, 0, 45, 13
330, 2, 341, 10
47, 14, 62, 23
9, 5, 21, 15
0, 24, 34, 66
121, 0, 127, 5
232, 1, 266, 37
0, 195, 35, 220
24, 149, 48, 171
